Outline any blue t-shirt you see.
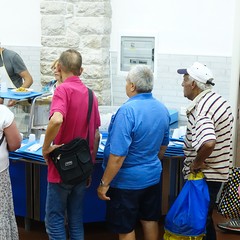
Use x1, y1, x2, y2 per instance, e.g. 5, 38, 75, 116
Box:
103, 93, 170, 189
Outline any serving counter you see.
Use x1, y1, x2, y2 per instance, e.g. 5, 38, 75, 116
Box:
9, 136, 108, 230
5, 93, 184, 229
9, 128, 184, 230
9, 158, 106, 229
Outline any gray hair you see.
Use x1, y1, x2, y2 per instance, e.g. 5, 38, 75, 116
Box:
188, 75, 212, 91
127, 65, 153, 93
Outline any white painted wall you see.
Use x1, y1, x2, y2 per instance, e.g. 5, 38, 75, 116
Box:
111, 0, 235, 56
0, 0, 41, 46
0, 0, 236, 55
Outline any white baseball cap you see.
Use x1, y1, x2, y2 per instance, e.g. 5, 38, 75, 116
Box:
177, 62, 215, 86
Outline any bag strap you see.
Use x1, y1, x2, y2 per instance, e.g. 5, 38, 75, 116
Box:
0, 133, 5, 146
86, 88, 93, 144
87, 88, 93, 123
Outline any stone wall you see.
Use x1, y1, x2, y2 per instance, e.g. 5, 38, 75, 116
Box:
40, 0, 112, 105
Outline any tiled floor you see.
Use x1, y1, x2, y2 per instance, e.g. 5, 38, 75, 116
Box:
17, 209, 240, 240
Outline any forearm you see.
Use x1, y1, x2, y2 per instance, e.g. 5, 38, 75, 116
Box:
191, 140, 216, 170
4, 121, 22, 151
158, 145, 168, 160
20, 71, 33, 88
92, 129, 100, 161
101, 154, 125, 186
42, 112, 63, 151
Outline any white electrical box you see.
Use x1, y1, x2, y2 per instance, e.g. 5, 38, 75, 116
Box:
120, 36, 155, 72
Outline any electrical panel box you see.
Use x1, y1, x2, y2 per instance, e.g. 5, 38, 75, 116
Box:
120, 36, 155, 72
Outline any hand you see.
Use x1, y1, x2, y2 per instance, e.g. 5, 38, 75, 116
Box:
7, 99, 17, 107
190, 161, 207, 173
42, 144, 62, 164
86, 176, 92, 188
97, 185, 110, 201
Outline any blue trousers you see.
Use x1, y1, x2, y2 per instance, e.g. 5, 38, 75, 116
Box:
45, 181, 86, 240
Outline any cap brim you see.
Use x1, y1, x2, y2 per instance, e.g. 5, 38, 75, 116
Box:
177, 69, 188, 74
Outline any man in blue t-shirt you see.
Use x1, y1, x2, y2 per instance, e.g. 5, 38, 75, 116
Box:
97, 65, 170, 240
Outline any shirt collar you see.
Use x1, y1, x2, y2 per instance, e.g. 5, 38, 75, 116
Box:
127, 93, 153, 102
186, 89, 212, 115
64, 75, 81, 82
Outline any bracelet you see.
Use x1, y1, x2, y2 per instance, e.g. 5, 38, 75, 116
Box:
99, 179, 109, 187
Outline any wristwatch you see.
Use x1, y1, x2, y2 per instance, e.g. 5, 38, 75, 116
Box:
99, 179, 109, 187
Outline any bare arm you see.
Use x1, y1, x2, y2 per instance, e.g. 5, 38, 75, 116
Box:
86, 128, 101, 188
4, 121, 21, 151
20, 70, 33, 88
92, 129, 100, 161
7, 70, 34, 107
42, 112, 63, 163
158, 145, 168, 160
97, 154, 125, 200
190, 140, 216, 172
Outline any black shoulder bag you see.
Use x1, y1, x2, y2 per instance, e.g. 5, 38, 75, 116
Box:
49, 88, 94, 185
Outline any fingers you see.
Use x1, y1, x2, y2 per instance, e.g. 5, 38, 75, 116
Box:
86, 176, 92, 188
7, 99, 17, 107
190, 162, 207, 173
97, 186, 110, 201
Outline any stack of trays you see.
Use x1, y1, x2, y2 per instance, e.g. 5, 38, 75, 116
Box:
165, 138, 184, 157
9, 139, 45, 163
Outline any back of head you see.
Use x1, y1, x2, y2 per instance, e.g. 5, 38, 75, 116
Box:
128, 65, 153, 93
58, 49, 82, 76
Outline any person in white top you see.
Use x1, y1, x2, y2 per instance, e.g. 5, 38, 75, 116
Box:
0, 105, 22, 239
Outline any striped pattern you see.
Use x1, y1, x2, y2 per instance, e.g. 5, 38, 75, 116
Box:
183, 91, 234, 182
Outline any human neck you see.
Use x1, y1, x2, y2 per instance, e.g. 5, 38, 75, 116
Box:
61, 72, 76, 81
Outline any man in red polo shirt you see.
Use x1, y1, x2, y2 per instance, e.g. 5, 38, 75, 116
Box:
42, 49, 101, 240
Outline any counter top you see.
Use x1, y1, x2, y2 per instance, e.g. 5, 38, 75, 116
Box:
10, 133, 184, 164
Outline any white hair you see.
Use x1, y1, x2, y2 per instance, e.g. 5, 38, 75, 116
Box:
127, 65, 153, 93
188, 75, 212, 91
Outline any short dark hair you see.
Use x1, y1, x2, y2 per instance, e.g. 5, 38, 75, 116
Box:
58, 49, 82, 76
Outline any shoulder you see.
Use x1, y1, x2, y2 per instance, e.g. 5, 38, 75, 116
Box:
3, 49, 25, 66
0, 105, 12, 114
3, 49, 18, 58
0, 105, 14, 127
200, 91, 229, 107
115, 103, 135, 122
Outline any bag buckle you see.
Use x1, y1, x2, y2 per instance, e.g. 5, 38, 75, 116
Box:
57, 154, 61, 161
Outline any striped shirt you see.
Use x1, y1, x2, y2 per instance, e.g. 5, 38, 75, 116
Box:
183, 89, 234, 182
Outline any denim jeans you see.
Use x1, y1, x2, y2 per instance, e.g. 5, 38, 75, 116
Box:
45, 181, 86, 240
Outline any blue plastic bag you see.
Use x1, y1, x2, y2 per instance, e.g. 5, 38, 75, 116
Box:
164, 172, 210, 238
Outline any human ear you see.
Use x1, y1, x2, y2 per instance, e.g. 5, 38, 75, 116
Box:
131, 82, 136, 92
78, 67, 83, 76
